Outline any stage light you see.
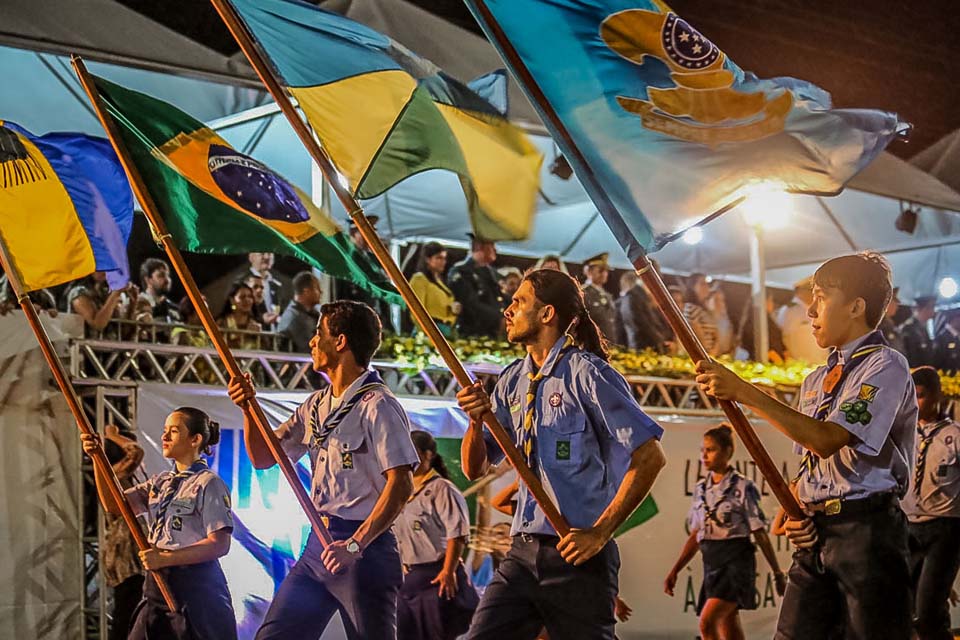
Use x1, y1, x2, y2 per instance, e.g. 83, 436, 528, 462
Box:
939, 277, 958, 299
738, 183, 793, 229
682, 227, 703, 245
549, 154, 574, 180
895, 203, 919, 234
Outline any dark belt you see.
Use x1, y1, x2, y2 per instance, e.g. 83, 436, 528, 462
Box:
516, 532, 560, 544
807, 492, 897, 518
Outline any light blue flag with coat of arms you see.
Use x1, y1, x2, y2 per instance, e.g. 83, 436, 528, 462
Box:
466, 0, 908, 260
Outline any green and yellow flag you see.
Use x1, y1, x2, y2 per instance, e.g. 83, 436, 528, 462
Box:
227, 0, 542, 242
91, 75, 399, 304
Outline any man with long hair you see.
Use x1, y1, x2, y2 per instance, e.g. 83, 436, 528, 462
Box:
457, 269, 666, 640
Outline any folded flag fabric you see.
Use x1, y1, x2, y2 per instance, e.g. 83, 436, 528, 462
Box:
467, 0, 907, 259
91, 75, 400, 304
0, 121, 133, 291
227, 0, 542, 242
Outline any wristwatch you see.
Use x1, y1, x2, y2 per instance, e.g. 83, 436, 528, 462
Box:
345, 538, 362, 554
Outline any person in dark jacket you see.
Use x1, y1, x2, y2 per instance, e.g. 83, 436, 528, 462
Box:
618, 271, 668, 351
448, 234, 502, 338
899, 295, 937, 367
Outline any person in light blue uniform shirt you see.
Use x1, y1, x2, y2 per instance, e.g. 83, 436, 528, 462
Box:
229, 300, 420, 640
395, 430, 478, 640
665, 424, 785, 640
82, 407, 236, 640
901, 366, 960, 640
458, 269, 666, 640
697, 252, 917, 640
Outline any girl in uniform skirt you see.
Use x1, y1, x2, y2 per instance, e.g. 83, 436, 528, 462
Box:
395, 430, 479, 640
664, 424, 785, 640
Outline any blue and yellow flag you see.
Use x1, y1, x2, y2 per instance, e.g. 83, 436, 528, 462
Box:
467, 0, 907, 258
227, 0, 542, 242
0, 121, 133, 291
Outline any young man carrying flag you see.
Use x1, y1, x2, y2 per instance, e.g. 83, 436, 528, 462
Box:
229, 301, 420, 639
457, 269, 665, 640
696, 252, 916, 639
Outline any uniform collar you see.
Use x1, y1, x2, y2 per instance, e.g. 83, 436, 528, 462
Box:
833, 330, 881, 365
327, 368, 375, 403
522, 335, 575, 379
410, 468, 440, 500
919, 418, 953, 437
706, 467, 737, 490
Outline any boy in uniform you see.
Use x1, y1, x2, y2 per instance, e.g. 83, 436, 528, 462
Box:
228, 301, 420, 639
696, 252, 916, 639
901, 366, 960, 640
457, 269, 666, 640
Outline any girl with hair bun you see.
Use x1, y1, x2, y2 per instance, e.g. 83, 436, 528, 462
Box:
664, 424, 784, 640
395, 430, 478, 640
82, 407, 236, 640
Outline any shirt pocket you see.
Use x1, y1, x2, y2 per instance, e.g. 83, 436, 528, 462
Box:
540, 411, 587, 468
169, 497, 199, 518
327, 426, 365, 474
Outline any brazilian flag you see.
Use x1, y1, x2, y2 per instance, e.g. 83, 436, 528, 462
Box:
92, 75, 400, 304
227, 0, 542, 242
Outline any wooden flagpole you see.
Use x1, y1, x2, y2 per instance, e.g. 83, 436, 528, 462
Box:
470, 0, 804, 520
209, 0, 571, 537
70, 55, 334, 548
0, 240, 179, 611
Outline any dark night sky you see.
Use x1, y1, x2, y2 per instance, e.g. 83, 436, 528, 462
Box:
117, 0, 959, 158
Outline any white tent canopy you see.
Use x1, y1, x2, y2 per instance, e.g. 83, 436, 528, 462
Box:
3, 0, 960, 303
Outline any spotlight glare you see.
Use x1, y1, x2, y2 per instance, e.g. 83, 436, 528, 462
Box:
738, 183, 793, 229
939, 277, 958, 299
682, 227, 703, 245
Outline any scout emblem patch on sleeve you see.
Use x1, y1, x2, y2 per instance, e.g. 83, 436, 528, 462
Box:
171, 516, 183, 531
549, 392, 563, 407
857, 384, 879, 403
556, 440, 571, 460
223, 494, 231, 509
341, 452, 354, 469
840, 400, 872, 425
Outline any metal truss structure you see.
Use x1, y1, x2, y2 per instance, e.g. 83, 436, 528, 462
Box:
75, 380, 138, 640
69, 338, 801, 415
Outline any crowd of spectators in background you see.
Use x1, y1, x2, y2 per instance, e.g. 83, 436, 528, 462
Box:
4, 224, 960, 375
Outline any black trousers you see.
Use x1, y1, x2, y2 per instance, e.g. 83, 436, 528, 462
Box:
467, 535, 619, 640
256, 518, 403, 640
908, 518, 960, 640
109, 574, 143, 640
774, 498, 911, 640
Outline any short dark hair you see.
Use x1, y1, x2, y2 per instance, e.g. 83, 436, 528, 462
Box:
704, 423, 734, 452
912, 366, 941, 396
320, 301, 381, 367
813, 252, 892, 329
292, 271, 318, 295
139, 258, 168, 286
